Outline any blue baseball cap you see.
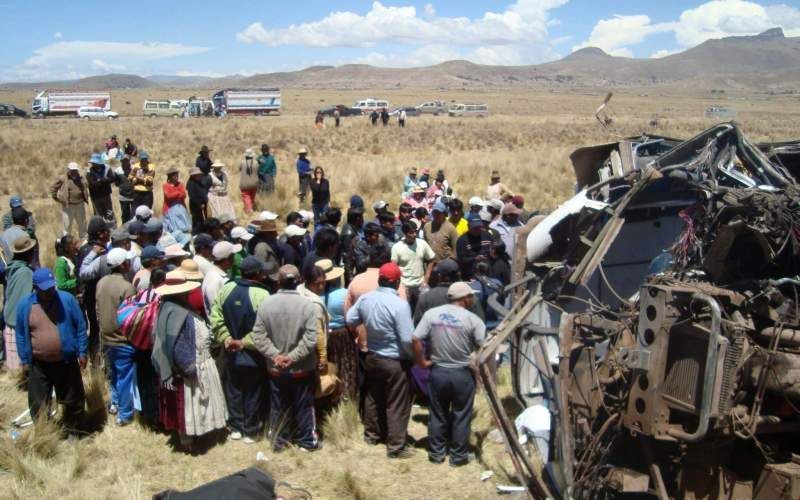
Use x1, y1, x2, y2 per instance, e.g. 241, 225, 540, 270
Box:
140, 246, 165, 263
468, 216, 483, 229
33, 268, 56, 290
432, 201, 448, 214
349, 195, 364, 208
88, 153, 104, 165
139, 151, 149, 160
9, 195, 22, 208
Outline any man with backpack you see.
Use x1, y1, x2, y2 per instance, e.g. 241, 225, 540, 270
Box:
96, 248, 136, 425
210, 256, 272, 443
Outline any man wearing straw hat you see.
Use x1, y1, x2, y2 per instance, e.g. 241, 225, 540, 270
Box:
210, 256, 273, 443
85, 152, 116, 222
3, 235, 37, 369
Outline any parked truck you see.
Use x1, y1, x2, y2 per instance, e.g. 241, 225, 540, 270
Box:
31, 90, 111, 118
212, 88, 280, 116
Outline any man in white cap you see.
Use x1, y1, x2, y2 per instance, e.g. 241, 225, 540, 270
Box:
202, 240, 241, 314
230, 226, 254, 280
96, 247, 136, 424
468, 197, 485, 218
412, 281, 486, 466
239, 148, 259, 215
50, 162, 89, 238
296, 147, 312, 203
282, 224, 308, 268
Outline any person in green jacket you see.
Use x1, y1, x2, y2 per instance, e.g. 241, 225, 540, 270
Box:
257, 144, 277, 194
54, 235, 79, 294
209, 256, 273, 443
3, 234, 37, 369
228, 226, 253, 281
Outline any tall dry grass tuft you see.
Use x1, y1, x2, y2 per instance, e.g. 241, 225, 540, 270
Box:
83, 368, 108, 433
335, 468, 370, 500
321, 400, 363, 451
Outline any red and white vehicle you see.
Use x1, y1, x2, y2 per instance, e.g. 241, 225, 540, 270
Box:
31, 90, 111, 118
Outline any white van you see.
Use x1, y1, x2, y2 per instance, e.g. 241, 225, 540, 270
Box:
353, 98, 390, 113
448, 103, 489, 117
143, 100, 184, 118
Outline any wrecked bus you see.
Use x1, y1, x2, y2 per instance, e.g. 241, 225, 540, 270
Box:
479, 122, 800, 499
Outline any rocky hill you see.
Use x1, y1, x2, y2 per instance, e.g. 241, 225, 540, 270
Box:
2, 28, 798, 92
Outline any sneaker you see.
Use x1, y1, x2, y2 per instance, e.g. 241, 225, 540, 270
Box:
108, 404, 118, 415
243, 436, 256, 445
387, 447, 415, 459
229, 431, 243, 441
116, 419, 132, 427
428, 455, 445, 464
298, 442, 323, 452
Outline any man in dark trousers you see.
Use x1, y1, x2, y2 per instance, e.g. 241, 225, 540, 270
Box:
210, 256, 271, 443
296, 147, 312, 203
186, 167, 209, 234
85, 153, 116, 222
412, 282, 486, 466
346, 262, 415, 459
252, 264, 320, 452
76, 216, 113, 363
16, 267, 87, 436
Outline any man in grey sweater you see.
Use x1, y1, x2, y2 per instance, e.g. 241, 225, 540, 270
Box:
252, 264, 320, 452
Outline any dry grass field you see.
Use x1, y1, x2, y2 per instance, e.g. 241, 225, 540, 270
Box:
0, 87, 798, 499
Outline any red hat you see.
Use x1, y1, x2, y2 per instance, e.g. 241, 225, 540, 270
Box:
378, 262, 402, 282
512, 194, 524, 206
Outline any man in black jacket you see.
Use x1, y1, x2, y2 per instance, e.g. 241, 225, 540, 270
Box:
85, 153, 116, 222
340, 207, 364, 285
187, 167, 209, 234
455, 218, 493, 280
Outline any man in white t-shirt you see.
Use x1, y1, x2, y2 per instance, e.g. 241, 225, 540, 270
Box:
391, 221, 435, 312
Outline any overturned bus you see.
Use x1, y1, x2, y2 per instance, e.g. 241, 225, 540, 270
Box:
480, 123, 800, 499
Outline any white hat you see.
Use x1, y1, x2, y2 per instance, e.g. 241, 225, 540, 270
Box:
298, 146, 308, 155
218, 213, 237, 225
298, 210, 314, 222
231, 226, 254, 241
447, 282, 478, 300
284, 225, 308, 238
107, 248, 133, 268
135, 205, 153, 219
67, 162, 80, 171
487, 199, 504, 211
244, 148, 254, 157
479, 207, 493, 222
211, 161, 225, 169
469, 197, 485, 208
212, 241, 242, 261
372, 200, 388, 211
258, 210, 278, 221
163, 244, 190, 259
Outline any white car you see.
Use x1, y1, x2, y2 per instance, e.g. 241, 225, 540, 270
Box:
77, 106, 118, 120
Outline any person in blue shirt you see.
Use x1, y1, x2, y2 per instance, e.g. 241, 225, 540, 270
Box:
16, 268, 87, 435
345, 262, 415, 459
296, 147, 312, 203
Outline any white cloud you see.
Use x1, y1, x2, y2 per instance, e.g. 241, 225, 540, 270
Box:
236, 0, 567, 65
575, 0, 800, 58
573, 15, 674, 56
53, 32, 62, 39
4, 40, 211, 82
650, 49, 676, 58
91, 59, 125, 72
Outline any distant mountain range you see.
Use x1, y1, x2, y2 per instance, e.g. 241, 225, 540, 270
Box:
2, 28, 798, 92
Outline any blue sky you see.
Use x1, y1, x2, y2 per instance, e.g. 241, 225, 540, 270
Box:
1, 0, 799, 81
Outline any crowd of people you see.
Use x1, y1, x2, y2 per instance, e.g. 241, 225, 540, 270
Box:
2, 135, 532, 466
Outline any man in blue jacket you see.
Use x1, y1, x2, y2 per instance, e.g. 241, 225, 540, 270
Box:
16, 267, 87, 435
296, 147, 312, 204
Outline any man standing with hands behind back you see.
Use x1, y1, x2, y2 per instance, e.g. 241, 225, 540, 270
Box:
15, 268, 88, 436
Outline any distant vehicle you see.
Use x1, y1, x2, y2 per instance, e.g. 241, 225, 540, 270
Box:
416, 100, 446, 115
319, 104, 362, 117
0, 104, 28, 118
32, 90, 111, 118
77, 106, 118, 120
212, 88, 281, 116
186, 100, 215, 117
143, 100, 183, 118
705, 105, 736, 120
388, 106, 420, 117
448, 103, 489, 117
353, 98, 389, 113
